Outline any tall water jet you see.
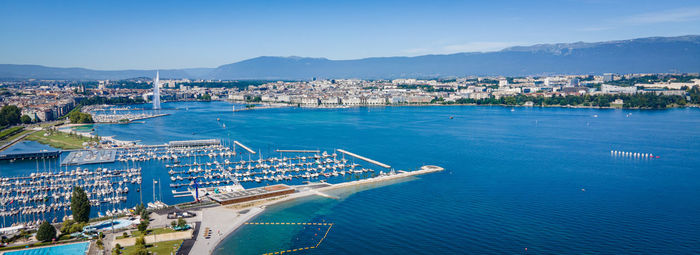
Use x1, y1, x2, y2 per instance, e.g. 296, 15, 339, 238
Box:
153, 71, 161, 110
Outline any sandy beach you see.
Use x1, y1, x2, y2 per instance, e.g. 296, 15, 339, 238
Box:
194, 166, 444, 254
189, 206, 265, 255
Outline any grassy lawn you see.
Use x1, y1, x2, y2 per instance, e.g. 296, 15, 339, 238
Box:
118, 227, 177, 239
0, 126, 24, 140
0, 129, 34, 147
25, 130, 92, 150
120, 239, 183, 255
132, 227, 177, 237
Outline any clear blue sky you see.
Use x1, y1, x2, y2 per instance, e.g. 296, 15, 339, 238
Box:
1, 0, 700, 70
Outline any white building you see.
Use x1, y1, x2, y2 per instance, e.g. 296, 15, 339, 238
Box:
342, 97, 362, 105
601, 84, 638, 94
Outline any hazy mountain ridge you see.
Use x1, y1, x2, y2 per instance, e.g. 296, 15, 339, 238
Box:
2, 35, 699, 80
0, 65, 211, 80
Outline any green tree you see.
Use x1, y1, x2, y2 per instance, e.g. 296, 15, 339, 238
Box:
137, 220, 149, 232
132, 247, 149, 255
69, 222, 87, 233
140, 209, 150, 222
134, 236, 146, 248
36, 221, 56, 242
504, 96, 517, 105
177, 217, 187, 228
112, 243, 122, 255
68, 110, 94, 124
199, 93, 212, 101
20, 115, 32, 124
60, 219, 75, 233
134, 203, 146, 215
133, 237, 149, 255
0, 105, 21, 126
71, 186, 91, 222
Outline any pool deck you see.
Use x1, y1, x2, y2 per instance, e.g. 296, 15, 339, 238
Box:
191, 165, 444, 255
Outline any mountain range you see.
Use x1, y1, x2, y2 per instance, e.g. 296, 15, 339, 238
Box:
2, 35, 699, 80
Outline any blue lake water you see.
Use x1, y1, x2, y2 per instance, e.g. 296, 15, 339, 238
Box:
0, 140, 58, 155
2, 101, 700, 254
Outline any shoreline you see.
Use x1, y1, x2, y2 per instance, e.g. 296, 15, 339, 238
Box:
209, 99, 700, 110
196, 166, 444, 255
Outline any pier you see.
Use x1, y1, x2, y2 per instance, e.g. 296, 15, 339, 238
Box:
61, 149, 117, 166
234, 141, 256, 154
276, 149, 321, 153
336, 149, 391, 169
169, 139, 220, 147
0, 151, 61, 161
319, 165, 443, 191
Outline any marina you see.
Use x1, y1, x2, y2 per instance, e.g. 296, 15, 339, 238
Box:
0, 136, 409, 230
0, 166, 141, 228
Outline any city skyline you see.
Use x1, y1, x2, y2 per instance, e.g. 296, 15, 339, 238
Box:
1, 0, 700, 69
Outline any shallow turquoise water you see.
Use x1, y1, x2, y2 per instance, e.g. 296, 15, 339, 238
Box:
2, 102, 700, 254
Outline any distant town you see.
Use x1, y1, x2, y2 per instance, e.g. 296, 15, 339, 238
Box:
1, 73, 700, 124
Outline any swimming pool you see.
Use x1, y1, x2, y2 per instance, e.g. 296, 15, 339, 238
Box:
83, 219, 135, 232
4, 241, 89, 255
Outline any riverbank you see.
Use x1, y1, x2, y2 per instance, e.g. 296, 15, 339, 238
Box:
0, 128, 36, 152
194, 166, 444, 254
